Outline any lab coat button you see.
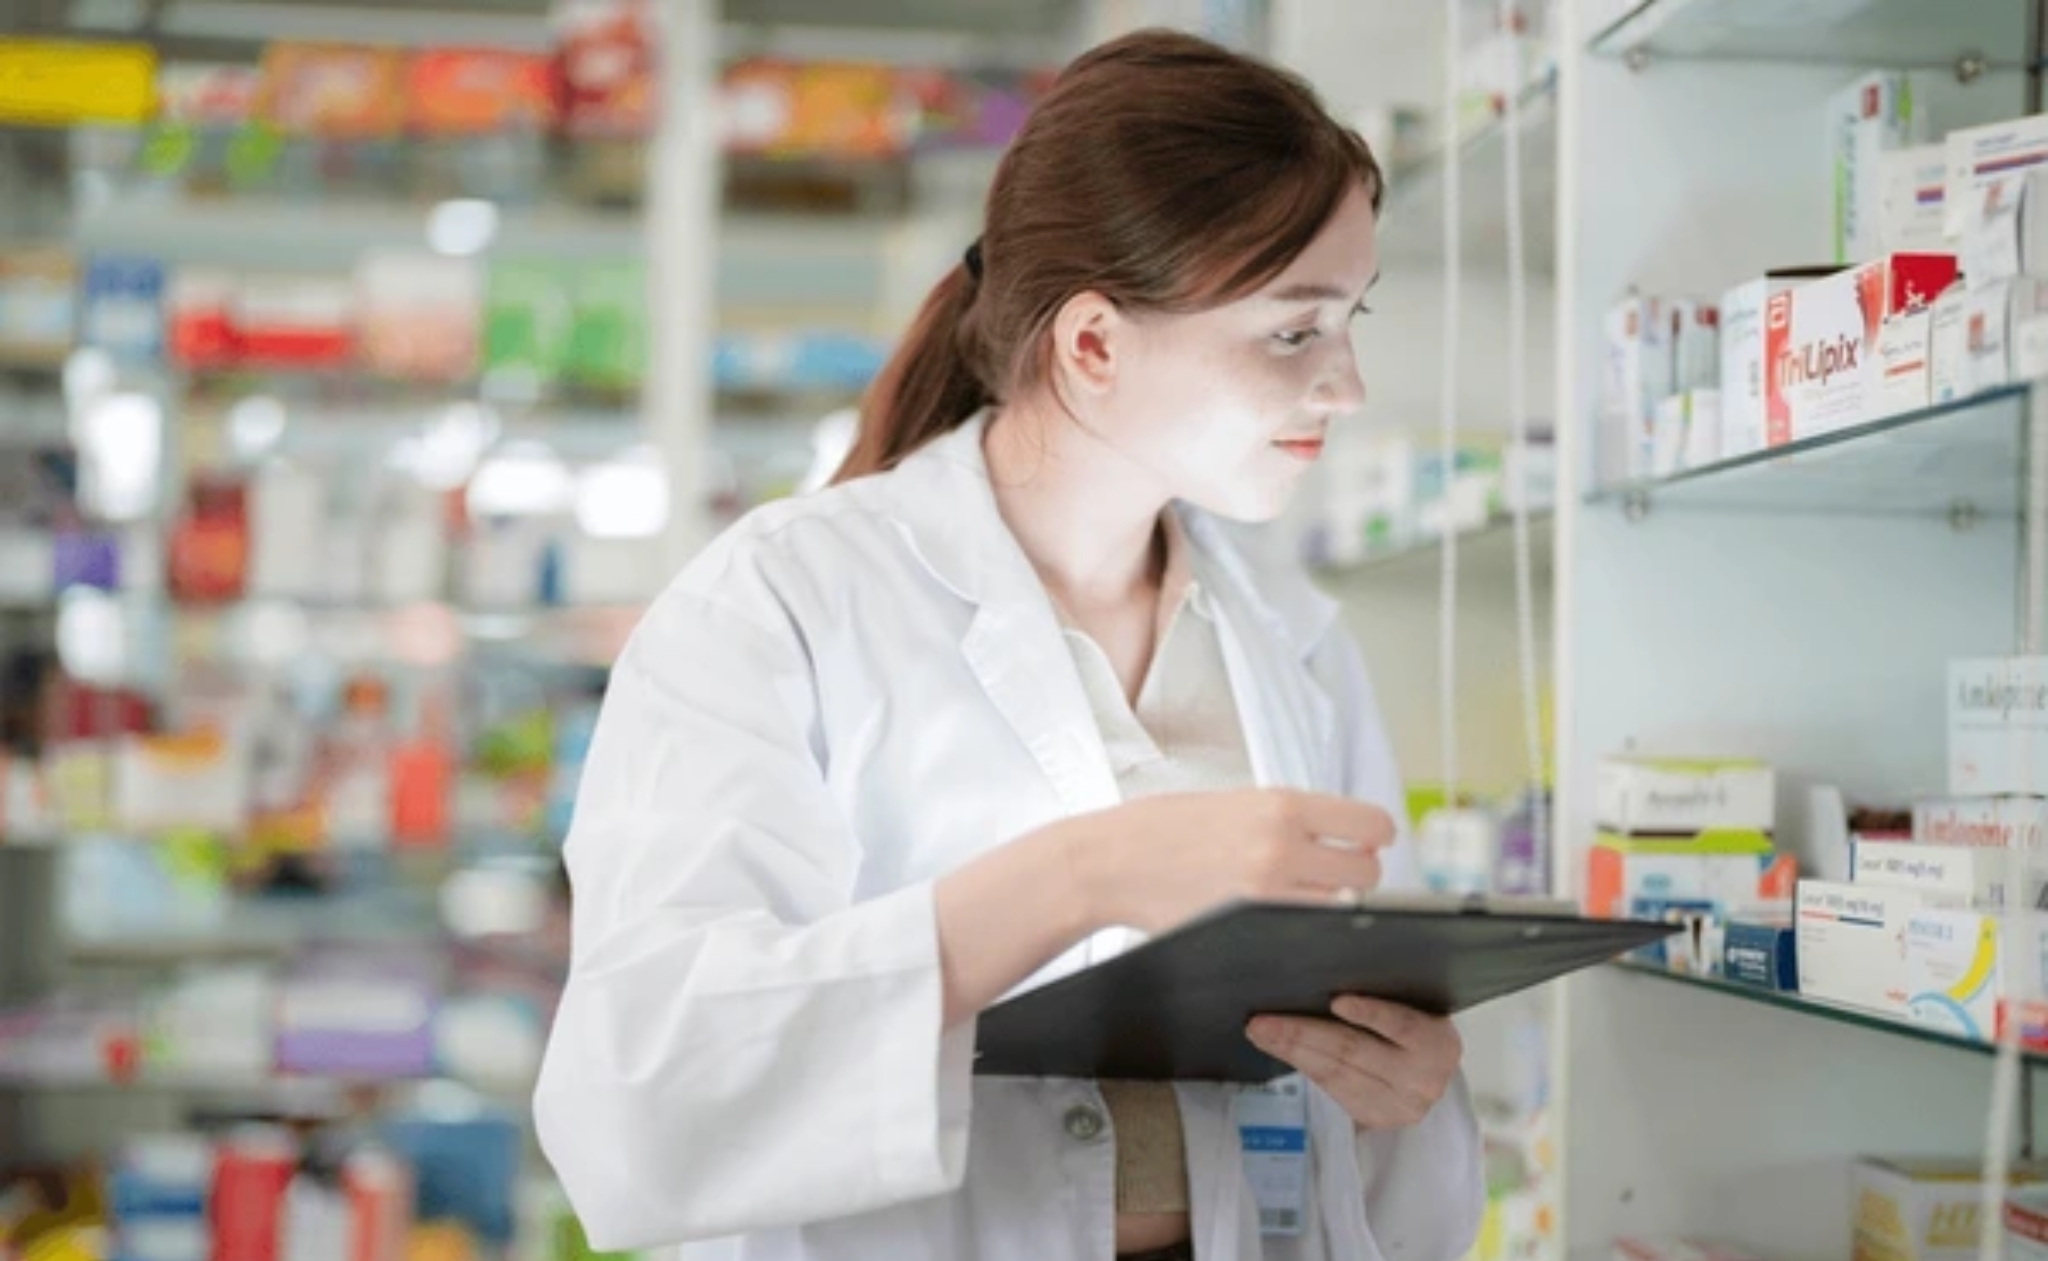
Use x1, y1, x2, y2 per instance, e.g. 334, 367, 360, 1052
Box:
1063, 1104, 1106, 1142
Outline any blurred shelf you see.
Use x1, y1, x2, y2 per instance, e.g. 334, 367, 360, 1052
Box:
1613, 960, 2048, 1065
1376, 72, 1556, 273
1588, 0, 2033, 69
73, 197, 641, 268
1584, 385, 2032, 518
1311, 509, 1554, 579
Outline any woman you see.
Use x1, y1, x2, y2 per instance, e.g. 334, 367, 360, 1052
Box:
534, 28, 1483, 1261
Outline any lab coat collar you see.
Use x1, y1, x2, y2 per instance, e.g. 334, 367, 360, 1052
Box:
884, 411, 1340, 662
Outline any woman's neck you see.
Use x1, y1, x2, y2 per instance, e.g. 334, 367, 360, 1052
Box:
983, 397, 1168, 613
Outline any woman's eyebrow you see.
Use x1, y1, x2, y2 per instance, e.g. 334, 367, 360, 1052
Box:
1268, 271, 1381, 303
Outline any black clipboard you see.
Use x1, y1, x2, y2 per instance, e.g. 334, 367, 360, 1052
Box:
973, 896, 1675, 1082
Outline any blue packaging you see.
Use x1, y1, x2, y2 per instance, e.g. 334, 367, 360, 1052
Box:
1722, 920, 1797, 991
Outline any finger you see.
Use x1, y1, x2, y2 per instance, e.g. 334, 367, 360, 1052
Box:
1331, 996, 1457, 1057
1247, 1018, 1427, 1127
1286, 794, 1398, 851
1254, 1015, 1420, 1094
1287, 846, 1383, 898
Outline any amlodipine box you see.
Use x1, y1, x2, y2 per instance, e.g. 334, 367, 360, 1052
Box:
1763, 253, 1958, 446
1915, 796, 2048, 850
1797, 880, 1946, 1015
1951, 658, 2048, 796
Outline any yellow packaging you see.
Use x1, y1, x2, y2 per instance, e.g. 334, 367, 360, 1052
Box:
1854, 1158, 2048, 1261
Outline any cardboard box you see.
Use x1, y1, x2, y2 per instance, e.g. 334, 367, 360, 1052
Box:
1961, 277, 2048, 391
1945, 113, 2048, 239
1722, 920, 1797, 991
1874, 305, 1934, 415
1588, 835, 1794, 920
1961, 167, 2048, 291
1597, 756, 1776, 834
1833, 71, 1925, 263
1763, 253, 1959, 446
1853, 840, 2039, 909
2008, 1186, 2048, 1261
1855, 1159, 2048, 1261
1603, 295, 1674, 483
1915, 796, 2048, 850
1879, 144, 1949, 255
1672, 299, 1719, 391
1951, 658, 2048, 796
1930, 283, 1969, 404
1904, 908, 2006, 1039
1719, 269, 1837, 460
1797, 879, 1945, 1015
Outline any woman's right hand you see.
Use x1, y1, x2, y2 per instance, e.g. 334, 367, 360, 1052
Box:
1066, 789, 1398, 936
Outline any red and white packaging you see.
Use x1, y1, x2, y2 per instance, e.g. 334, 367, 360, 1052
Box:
341, 1147, 412, 1261
1763, 252, 1958, 445
236, 275, 354, 370
1916, 797, 2048, 850
2010, 1185, 2048, 1260
212, 1127, 297, 1261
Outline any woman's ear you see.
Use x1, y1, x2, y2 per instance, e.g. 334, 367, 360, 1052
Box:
1048, 290, 1124, 398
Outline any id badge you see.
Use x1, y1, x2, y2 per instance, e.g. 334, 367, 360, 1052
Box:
1234, 1075, 1309, 1236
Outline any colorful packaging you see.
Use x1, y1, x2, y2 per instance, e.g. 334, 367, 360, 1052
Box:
1831, 71, 1924, 264
555, 0, 657, 138
111, 1134, 212, 1261
1879, 144, 1948, 255
167, 269, 238, 369
83, 255, 166, 362
168, 476, 249, 603
1719, 269, 1836, 459
1763, 252, 1958, 445
1945, 113, 2048, 239
1914, 796, 2048, 850
274, 949, 437, 1079
212, 1128, 297, 1261
1951, 658, 2048, 796
0, 248, 79, 365
235, 273, 355, 370
258, 44, 406, 139
2008, 1186, 2048, 1261
1855, 1159, 2048, 1261
356, 252, 481, 383
721, 61, 916, 159
565, 263, 645, 392
114, 730, 249, 836
407, 50, 555, 135
1586, 835, 1794, 920
1596, 756, 1776, 835
482, 259, 572, 389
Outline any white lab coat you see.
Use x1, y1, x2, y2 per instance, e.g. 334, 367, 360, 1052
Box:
533, 414, 1485, 1261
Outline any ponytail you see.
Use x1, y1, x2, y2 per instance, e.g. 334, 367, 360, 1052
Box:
833, 262, 991, 483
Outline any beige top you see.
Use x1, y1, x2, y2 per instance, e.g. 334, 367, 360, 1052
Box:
1053, 512, 1257, 1216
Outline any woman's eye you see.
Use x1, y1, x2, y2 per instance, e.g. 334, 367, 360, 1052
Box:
1274, 327, 1319, 350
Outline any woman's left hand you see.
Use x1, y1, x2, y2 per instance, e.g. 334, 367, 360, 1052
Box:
1245, 996, 1463, 1130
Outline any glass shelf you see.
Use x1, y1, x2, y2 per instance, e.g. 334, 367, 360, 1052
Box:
1311, 510, 1555, 578
1613, 960, 2048, 1065
1585, 384, 2033, 517
1589, 0, 2034, 70
1377, 71, 1557, 271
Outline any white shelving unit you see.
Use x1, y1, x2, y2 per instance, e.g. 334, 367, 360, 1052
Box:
1549, 1, 2048, 1255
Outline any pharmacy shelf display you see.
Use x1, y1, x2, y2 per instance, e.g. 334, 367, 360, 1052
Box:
1550, 0, 2048, 1257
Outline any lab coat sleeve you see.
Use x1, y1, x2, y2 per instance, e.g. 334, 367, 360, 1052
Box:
532, 583, 975, 1249
1309, 629, 1487, 1261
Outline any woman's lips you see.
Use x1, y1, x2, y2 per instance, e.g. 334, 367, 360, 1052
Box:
1272, 437, 1325, 461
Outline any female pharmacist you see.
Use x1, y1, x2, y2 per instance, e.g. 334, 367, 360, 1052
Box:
534, 28, 1481, 1261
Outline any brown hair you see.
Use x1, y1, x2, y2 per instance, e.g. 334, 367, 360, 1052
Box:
833, 28, 1383, 483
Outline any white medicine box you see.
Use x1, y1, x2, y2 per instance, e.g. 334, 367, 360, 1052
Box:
1596, 757, 1775, 835
1950, 658, 2048, 796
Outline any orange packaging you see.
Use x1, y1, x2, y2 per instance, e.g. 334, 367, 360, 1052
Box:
260, 43, 407, 139
722, 60, 914, 158
555, 0, 656, 138
408, 49, 555, 135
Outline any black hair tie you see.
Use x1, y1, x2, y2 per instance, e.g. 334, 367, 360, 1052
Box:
963, 239, 984, 282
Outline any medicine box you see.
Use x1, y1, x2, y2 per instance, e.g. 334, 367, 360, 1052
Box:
1914, 796, 2048, 850
1764, 253, 1958, 446
1853, 840, 2039, 909
1854, 1159, 2048, 1261
2008, 1186, 2048, 1261
1930, 283, 1968, 404
1904, 909, 2004, 1039
1718, 270, 1836, 460
1721, 920, 1797, 991
1950, 658, 2048, 796
1796, 879, 1944, 1015
1879, 145, 1948, 255
1961, 167, 2048, 292
1945, 113, 2048, 239
1587, 835, 1794, 920
1614, 1243, 1771, 1261
1672, 299, 1719, 392
1596, 756, 1775, 834
1960, 278, 2048, 393
1873, 305, 1934, 416
1602, 295, 1674, 483
1832, 70, 1924, 263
